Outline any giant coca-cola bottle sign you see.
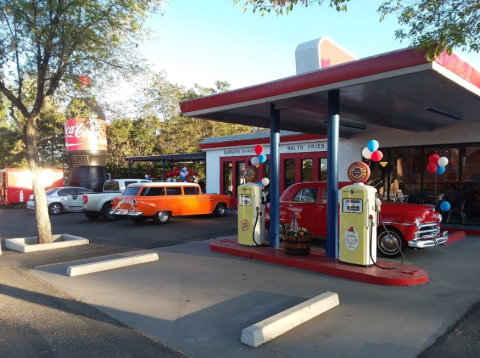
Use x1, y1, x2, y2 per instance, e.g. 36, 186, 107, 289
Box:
65, 117, 107, 152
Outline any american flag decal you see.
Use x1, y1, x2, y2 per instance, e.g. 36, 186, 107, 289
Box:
290, 212, 298, 231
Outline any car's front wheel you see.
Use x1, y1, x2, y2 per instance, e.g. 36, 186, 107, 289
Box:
85, 211, 101, 220
214, 203, 227, 217
48, 203, 63, 215
153, 211, 171, 225
101, 203, 117, 221
377, 227, 406, 258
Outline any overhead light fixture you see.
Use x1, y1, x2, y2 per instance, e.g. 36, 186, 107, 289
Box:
322, 120, 366, 130
425, 106, 463, 120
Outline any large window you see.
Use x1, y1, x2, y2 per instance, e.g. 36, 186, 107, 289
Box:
461, 146, 480, 224
302, 159, 313, 182
423, 147, 459, 205
236, 162, 246, 188
284, 159, 295, 189
319, 158, 327, 181
390, 147, 423, 201
223, 162, 232, 193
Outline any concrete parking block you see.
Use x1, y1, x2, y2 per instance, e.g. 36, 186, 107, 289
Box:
241, 291, 339, 348
5, 234, 89, 253
66, 252, 160, 277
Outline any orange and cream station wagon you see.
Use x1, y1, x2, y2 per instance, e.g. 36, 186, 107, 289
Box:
110, 182, 231, 224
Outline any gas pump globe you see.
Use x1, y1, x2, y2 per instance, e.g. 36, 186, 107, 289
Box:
339, 162, 379, 267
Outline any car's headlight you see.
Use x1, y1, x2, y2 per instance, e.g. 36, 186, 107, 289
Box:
437, 213, 442, 223
414, 217, 421, 228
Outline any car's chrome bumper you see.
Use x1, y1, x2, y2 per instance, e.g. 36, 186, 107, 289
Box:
110, 209, 143, 216
408, 231, 448, 248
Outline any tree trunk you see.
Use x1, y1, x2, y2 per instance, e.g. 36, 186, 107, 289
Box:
24, 116, 53, 243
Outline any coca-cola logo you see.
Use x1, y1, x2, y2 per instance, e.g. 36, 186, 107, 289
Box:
65, 118, 103, 138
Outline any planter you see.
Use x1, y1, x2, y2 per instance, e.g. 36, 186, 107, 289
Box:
5, 234, 89, 253
281, 233, 313, 256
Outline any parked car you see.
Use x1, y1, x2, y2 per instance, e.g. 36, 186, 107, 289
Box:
265, 181, 447, 257
65, 178, 150, 221
111, 182, 231, 224
26, 187, 93, 215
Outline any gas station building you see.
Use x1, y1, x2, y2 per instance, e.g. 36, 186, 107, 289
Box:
180, 37, 480, 256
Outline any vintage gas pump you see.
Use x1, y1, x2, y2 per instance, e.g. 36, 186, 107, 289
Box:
339, 162, 379, 267
238, 182, 265, 246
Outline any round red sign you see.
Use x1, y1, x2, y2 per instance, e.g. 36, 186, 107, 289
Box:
347, 162, 371, 183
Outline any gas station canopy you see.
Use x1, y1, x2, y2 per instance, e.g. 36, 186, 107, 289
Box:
180, 48, 480, 136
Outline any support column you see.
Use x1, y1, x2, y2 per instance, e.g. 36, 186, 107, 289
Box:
269, 103, 281, 248
326, 90, 340, 258
162, 160, 166, 181
128, 161, 132, 179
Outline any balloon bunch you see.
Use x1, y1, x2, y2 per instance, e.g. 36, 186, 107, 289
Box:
426, 154, 448, 174
251, 145, 267, 166
179, 167, 190, 182
362, 140, 383, 161
426, 154, 451, 212
257, 177, 270, 186
144, 174, 152, 181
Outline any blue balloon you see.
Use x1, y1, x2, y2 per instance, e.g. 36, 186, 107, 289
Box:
436, 166, 445, 175
440, 201, 451, 211
257, 181, 262, 185
181, 168, 185, 172
258, 153, 267, 163
367, 140, 379, 152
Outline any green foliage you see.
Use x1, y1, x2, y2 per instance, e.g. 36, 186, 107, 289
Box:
236, 0, 480, 60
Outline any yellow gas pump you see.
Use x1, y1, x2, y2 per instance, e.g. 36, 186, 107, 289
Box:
339, 162, 379, 267
238, 182, 265, 246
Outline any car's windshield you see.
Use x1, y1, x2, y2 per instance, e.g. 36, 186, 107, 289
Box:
45, 188, 57, 195
122, 187, 140, 196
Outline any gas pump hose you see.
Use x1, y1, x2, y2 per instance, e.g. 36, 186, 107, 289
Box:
369, 212, 404, 270
253, 206, 268, 247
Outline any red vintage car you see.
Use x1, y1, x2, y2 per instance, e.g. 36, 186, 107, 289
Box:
265, 181, 448, 257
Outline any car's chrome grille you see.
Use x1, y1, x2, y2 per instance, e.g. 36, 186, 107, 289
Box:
416, 222, 439, 240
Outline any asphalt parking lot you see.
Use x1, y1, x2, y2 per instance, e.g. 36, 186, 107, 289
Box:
1, 207, 480, 358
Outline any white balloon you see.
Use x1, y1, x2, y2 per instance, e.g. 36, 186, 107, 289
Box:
438, 157, 449, 167
183, 167, 187, 171
184, 171, 189, 176
251, 156, 260, 166
362, 147, 372, 160
262, 177, 270, 186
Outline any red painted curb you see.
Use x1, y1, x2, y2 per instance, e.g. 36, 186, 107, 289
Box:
210, 239, 428, 287
444, 231, 466, 245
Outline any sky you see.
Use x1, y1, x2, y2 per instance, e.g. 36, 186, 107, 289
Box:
135, 0, 480, 91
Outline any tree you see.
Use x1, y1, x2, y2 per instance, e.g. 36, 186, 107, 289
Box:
0, 0, 163, 243
236, 0, 480, 60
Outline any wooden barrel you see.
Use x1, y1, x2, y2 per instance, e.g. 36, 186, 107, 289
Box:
282, 233, 313, 256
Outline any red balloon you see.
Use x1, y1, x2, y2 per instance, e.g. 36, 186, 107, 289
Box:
254, 145, 263, 155
371, 150, 383, 161
429, 154, 440, 164
426, 163, 438, 173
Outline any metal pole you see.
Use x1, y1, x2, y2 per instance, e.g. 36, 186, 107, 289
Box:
162, 160, 166, 181
326, 90, 340, 258
270, 103, 281, 248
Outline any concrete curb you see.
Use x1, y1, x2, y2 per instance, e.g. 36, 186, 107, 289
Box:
241, 291, 339, 348
5, 234, 88, 253
66, 252, 160, 277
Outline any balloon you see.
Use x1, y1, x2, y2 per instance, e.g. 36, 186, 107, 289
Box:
148, 174, 152, 178
254, 145, 263, 155
262, 177, 270, 186
181, 168, 185, 172
258, 153, 267, 163
428, 154, 440, 164
145, 174, 149, 179
251, 156, 260, 166
184, 171, 189, 176
452, 166, 456, 171
257, 181, 262, 185
367, 140, 379, 152
426, 163, 438, 173
436, 166, 445, 175
450, 161, 455, 166
440, 201, 451, 211
371, 150, 383, 161
438, 157, 449, 167
362, 147, 372, 160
